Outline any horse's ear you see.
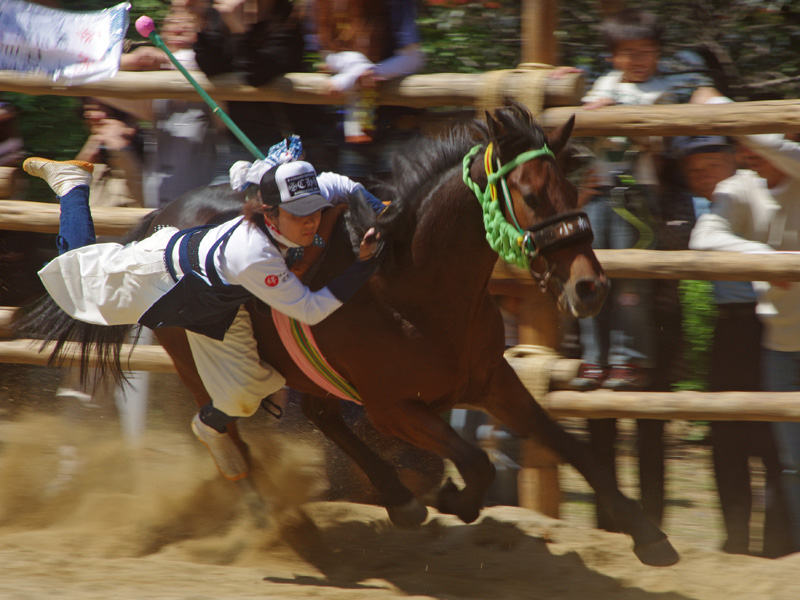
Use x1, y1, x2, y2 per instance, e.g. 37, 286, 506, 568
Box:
485, 110, 505, 142
546, 115, 576, 155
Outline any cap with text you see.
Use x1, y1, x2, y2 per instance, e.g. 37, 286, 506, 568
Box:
260, 161, 333, 216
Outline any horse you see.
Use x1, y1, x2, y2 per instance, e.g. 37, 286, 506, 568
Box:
16, 102, 678, 567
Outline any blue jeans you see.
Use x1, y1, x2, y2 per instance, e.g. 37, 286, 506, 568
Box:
762, 348, 800, 550
56, 185, 94, 255
578, 194, 654, 366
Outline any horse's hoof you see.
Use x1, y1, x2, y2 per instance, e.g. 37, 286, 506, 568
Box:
633, 537, 680, 567
387, 499, 428, 529
436, 479, 481, 524
436, 478, 461, 516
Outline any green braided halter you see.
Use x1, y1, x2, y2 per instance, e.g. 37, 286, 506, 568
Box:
462, 143, 555, 268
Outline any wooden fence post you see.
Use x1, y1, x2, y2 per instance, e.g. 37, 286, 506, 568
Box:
521, 0, 558, 66
516, 288, 563, 517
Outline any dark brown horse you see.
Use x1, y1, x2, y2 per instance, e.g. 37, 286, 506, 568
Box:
18, 103, 678, 566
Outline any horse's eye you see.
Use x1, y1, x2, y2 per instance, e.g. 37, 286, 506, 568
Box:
524, 192, 542, 207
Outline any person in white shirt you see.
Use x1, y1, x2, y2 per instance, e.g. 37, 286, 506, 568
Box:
23, 149, 383, 482
677, 134, 793, 557
689, 89, 800, 553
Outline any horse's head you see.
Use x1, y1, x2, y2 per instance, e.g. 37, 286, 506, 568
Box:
474, 102, 608, 317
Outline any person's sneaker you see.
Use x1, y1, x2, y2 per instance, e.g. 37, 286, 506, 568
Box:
191, 413, 249, 481
569, 363, 608, 391
602, 365, 651, 391
22, 157, 94, 198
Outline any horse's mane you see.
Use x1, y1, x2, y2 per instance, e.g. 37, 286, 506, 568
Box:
355, 102, 549, 254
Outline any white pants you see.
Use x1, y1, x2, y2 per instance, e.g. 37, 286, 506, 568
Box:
38, 227, 179, 326
186, 306, 286, 417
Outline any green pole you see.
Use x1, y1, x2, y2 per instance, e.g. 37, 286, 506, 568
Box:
134, 15, 265, 161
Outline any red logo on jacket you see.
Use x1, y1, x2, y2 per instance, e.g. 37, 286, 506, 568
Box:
265, 275, 280, 287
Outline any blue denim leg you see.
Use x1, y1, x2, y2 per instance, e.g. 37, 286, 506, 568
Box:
578, 196, 654, 366
762, 348, 800, 550
56, 185, 95, 254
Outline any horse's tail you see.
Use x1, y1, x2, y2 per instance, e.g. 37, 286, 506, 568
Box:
12, 207, 163, 388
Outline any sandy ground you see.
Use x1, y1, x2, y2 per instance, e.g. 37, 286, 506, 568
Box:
1, 369, 800, 600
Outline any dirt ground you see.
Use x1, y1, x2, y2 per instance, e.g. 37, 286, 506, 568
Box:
1, 364, 799, 600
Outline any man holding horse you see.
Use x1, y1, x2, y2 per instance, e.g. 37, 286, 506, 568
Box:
22, 143, 384, 481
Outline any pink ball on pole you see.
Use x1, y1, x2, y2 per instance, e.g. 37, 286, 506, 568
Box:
135, 15, 156, 38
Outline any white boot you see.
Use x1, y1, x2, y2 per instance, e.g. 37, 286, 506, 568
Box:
23, 157, 94, 198
191, 413, 249, 481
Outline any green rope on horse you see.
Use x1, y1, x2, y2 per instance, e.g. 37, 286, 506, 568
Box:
462, 143, 555, 268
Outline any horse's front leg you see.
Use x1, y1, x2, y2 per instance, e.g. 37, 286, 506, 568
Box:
300, 395, 429, 528
482, 359, 679, 567
366, 399, 495, 524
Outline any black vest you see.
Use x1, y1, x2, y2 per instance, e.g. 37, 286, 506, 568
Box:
139, 220, 252, 340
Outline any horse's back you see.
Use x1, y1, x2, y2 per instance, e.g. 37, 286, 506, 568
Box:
151, 184, 247, 232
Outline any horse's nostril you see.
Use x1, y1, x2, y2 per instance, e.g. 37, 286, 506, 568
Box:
575, 278, 599, 301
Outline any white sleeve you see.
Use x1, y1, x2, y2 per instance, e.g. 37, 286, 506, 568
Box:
689, 190, 774, 254
581, 72, 619, 104
325, 51, 374, 92
219, 229, 343, 324
232, 258, 343, 325
317, 171, 363, 206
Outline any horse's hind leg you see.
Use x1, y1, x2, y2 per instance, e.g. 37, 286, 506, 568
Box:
483, 359, 679, 567
300, 395, 429, 528
365, 399, 495, 525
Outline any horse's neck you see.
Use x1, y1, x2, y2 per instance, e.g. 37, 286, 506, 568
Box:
384, 176, 498, 308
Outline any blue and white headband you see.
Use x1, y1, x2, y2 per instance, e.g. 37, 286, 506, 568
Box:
229, 135, 304, 192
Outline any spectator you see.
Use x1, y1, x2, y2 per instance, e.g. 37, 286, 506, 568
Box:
189, 0, 331, 170
106, 6, 223, 208
308, 0, 424, 180
571, 8, 681, 393
689, 88, 800, 554
567, 8, 697, 532
676, 133, 793, 557
0, 102, 23, 173
75, 99, 144, 208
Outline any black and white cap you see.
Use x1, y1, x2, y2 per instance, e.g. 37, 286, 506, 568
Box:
260, 161, 333, 216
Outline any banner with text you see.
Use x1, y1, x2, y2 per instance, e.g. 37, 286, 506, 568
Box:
0, 0, 130, 85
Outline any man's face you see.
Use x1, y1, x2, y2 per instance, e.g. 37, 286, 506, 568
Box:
682, 151, 736, 200
611, 38, 660, 83
267, 207, 323, 247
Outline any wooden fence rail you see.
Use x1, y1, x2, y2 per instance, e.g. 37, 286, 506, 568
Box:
0, 69, 583, 109
5, 200, 800, 282
2, 70, 800, 136
4, 334, 800, 422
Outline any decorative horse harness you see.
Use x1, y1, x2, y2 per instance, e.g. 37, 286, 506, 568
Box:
462, 143, 594, 290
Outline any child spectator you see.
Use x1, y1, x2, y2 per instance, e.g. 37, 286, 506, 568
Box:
568, 8, 698, 532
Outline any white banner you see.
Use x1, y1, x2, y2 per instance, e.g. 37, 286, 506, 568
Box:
0, 0, 130, 85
